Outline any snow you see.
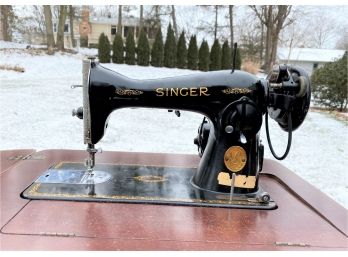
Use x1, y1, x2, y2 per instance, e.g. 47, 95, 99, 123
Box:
0, 40, 44, 49
1, 45, 347, 209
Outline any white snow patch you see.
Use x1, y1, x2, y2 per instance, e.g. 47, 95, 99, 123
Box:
1, 48, 347, 209
0, 40, 44, 49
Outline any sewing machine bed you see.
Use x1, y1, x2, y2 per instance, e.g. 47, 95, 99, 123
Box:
1, 149, 347, 250
22, 162, 275, 209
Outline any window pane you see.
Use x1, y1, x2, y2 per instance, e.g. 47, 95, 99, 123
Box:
64, 24, 69, 32
111, 26, 116, 35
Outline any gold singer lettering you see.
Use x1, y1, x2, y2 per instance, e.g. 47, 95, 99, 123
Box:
155, 87, 210, 97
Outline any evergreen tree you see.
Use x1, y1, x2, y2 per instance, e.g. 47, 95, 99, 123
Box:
164, 23, 177, 68
312, 51, 347, 111
125, 32, 136, 65
151, 29, 164, 67
98, 33, 111, 63
233, 48, 242, 70
176, 31, 187, 69
221, 40, 232, 70
198, 40, 210, 71
187, 35, 198, 70
137, 29, 150, 66
112, 34, 124, 64
210, 39, 221, 71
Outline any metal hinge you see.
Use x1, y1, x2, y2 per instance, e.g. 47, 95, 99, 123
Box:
39, 232, 75, 237
8, 154, 46, 161
275, 241, 311, 247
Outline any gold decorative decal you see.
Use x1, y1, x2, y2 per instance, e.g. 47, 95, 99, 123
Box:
217, 172, 256, 189
134, 175, 167, 183
224, 146, 247, 172
222, 88, 251, 94
115, 89, 143, 96
155, 87, 210, 97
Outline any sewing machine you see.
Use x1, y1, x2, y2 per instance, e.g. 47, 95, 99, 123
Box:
24, 57, 310, 209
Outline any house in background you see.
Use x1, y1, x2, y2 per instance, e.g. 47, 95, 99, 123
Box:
52, 9, 157, 48
277, 47, 346, 76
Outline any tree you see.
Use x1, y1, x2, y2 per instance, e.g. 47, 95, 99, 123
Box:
137, 29, 150, 66
198, 40, 210, 71
229, 6, 234, 49
56, 5, 67, 51
151, 28, 164, 67
125, 32, 135, 65
221, 40, 231, 70
250, 5, 293, 72
117, 5, 122, 36
69, 5, 76, 47
112, 34, 124, 63
164, 23, 176, 68
234, 47, 242, 70
311, 52, 347, 111
43, 5, 55, 54
213, 5, 219, 40
98, 33, 111, 63
176, 31, 187, 69
139, 5, 144, 33
187, 35, 198, 70
0, 6, 15, 41
171, 5, 178, 41
210, 39, 221, 71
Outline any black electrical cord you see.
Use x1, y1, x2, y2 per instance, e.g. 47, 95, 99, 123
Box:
265, 109, 293, 160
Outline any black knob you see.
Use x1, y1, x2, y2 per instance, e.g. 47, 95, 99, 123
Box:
72, 107, 83, 119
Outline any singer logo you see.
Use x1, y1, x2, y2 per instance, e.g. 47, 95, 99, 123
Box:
155, 87, 210, 97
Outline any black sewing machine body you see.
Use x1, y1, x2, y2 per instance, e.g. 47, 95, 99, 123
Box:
78, 61, 310, 198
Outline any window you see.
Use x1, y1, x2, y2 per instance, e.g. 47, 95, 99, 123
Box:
111, 26, 116, 35
53, 23, 69, 33
313, 63, 319, 70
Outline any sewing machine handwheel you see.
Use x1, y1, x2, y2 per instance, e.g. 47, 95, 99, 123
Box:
268, 66, 311, 132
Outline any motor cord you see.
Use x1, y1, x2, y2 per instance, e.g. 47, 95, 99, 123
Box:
265, 110, 293, 160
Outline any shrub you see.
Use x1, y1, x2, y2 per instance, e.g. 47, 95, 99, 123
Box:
187, 35, 198, 70
125, 32, 136, 65
80, 36, 88, 48
151, 29, 164, 67
209, 39, 221, 71
312, 51, 347, 111
176, 31, 187, 69
221, 40, 231, 70
164, 23, 176, 68
233, 47, 242, 70
198, 40, 210, 71
112, 34, 124, 64
98, 33, 110, 63
137, 29, 150, 66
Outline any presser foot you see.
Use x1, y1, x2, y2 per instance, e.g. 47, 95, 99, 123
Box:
83, 144, 102, 195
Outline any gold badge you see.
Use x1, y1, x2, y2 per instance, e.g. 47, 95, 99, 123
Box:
224, 146, 247, 172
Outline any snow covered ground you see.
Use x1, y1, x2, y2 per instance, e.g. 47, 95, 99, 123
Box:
1, 45, 347, 209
